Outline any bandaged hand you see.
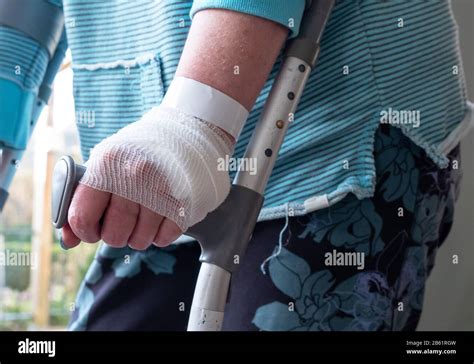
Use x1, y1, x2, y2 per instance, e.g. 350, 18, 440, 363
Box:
60, 7, 287, 250
61, 104, 235, 250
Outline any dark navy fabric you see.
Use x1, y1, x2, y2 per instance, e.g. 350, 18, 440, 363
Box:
69, 125, 462, 331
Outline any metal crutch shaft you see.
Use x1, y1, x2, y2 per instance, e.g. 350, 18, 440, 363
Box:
184, 55, 314, 330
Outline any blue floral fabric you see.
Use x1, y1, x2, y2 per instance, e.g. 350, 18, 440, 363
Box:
69, 125, 462, 331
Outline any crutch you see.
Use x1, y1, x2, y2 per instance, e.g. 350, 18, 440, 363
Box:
0, 0, 66, 212
51, 0, 335, 331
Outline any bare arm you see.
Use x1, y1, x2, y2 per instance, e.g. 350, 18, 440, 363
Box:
176, 9, 289, 112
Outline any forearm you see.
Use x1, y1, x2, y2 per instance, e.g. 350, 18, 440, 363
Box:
175, 9, 288, 112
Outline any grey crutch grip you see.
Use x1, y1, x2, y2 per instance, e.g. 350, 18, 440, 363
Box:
186, 184, 264, 273
51, 156, 86, 228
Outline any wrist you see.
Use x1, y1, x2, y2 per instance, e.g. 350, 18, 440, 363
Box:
161, 76, 248, 142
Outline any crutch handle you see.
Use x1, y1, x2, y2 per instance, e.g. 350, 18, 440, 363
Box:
51, 155, 86, 228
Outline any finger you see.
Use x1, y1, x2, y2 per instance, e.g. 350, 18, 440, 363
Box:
68, 184, 111, 243
154, 218, 183, 247
60, 222, 81, 250
128, 206, 164, 250
100, 194, 139, 248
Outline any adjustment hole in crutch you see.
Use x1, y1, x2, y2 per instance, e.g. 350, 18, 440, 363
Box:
287, 92, 295, 100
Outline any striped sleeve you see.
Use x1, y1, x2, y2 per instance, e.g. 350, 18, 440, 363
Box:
190, 0, 306, 38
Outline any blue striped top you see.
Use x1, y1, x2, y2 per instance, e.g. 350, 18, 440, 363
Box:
13, 1, 474, 225
62, 0, 473, 223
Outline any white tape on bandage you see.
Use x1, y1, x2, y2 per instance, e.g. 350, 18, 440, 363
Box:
161, 76, 249, 140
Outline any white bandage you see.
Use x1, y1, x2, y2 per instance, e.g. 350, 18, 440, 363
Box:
79, 105, 234, 232
161, 77, 249, 140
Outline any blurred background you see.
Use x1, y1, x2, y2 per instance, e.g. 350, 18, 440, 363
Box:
418, 0, 474, 331
0, 1, 472, 330
0, 50, 96, 330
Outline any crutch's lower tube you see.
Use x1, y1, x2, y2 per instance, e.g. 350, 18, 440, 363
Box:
187, 263, 230, 331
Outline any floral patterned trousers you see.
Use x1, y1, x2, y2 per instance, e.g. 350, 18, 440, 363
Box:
69, 125, 462, 331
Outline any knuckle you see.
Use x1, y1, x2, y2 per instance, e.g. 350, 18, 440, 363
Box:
68, 213, 85, 232
124, 160, 153, 183
100, 147, 120, 162
68, 213, 97, 242
155, 229, 177, 246
128, 238, 151, 251
101, 231, 127, 248
109, 204, 137, 223
107, 204, 125, 220
94, 145, 153, 183
132, 160, 151, 177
